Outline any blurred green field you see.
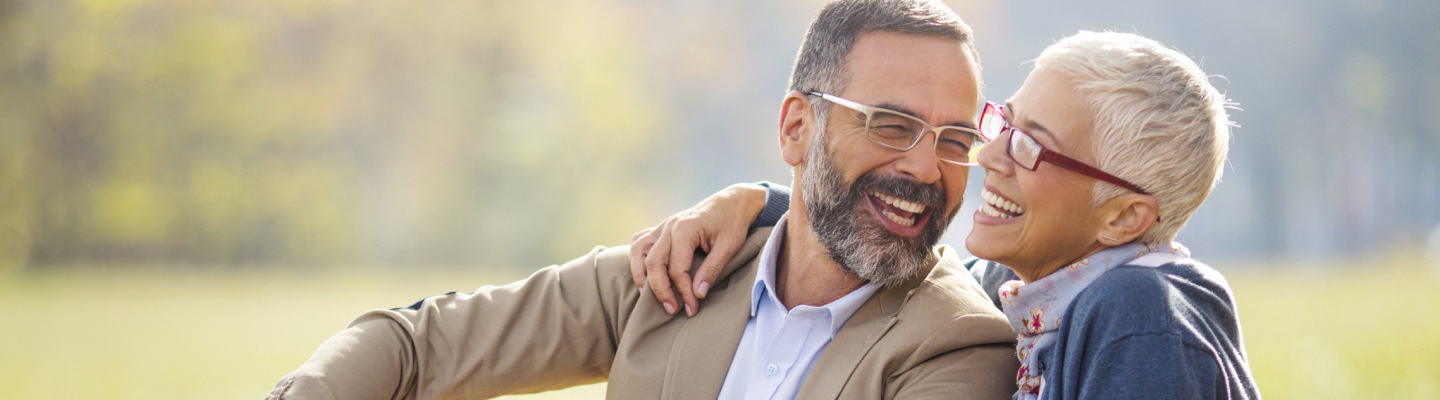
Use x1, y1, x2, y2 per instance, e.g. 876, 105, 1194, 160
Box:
1, 253, 1437, 400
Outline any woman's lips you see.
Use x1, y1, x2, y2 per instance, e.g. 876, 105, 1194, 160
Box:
973, 187, 1025, 226
980, 188, 1024, 218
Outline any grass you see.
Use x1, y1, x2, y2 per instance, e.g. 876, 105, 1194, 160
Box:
0, 267, 606, 400
1223, 251, 1440, 399
0, 253, 1436, 399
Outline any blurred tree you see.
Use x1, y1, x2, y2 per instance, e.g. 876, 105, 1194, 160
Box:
0, 0, 672, 271
1, 0, 1436, 273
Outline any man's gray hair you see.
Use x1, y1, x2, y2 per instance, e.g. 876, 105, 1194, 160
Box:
1035, 31, 1233, 245
789, 0, 977, 128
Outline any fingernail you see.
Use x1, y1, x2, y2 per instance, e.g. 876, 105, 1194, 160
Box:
685, 304, 695, 317
663, 302, 676, 315
697, 281, 711, 298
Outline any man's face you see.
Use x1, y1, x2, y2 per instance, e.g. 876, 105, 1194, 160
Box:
799, 31, 980, 287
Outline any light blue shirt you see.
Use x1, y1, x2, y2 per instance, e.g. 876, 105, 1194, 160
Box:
716, 218, 879, 400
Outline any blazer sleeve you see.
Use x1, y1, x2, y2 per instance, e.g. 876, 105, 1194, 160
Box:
269, 245, 642, 400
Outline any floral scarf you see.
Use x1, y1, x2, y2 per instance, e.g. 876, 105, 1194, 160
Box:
997, 241, 1191, 399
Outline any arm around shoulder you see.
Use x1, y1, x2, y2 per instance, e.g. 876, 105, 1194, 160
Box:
268, 245, 643, 399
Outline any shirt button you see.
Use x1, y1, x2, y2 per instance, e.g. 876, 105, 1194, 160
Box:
765, 363, 779, 376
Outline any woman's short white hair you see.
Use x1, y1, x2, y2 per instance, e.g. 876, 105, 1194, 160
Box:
1034, 31, 1232, 245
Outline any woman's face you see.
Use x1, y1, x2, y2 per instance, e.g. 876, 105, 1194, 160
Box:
965, 66, 1108, 282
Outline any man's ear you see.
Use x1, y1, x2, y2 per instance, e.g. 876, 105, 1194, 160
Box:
1097, 193, 1160, 244
778, 91, 813, 167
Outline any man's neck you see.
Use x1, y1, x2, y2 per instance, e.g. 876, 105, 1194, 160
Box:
774, 211, 869, 311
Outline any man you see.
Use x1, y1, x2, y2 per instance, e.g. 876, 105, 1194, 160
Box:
266, 1, 1016, 399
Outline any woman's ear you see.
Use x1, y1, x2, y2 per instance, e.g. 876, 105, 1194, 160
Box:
1097, 193, 1160, 244
778, 91, 813, 167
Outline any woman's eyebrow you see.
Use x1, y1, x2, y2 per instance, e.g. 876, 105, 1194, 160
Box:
1005, 101, 1061, 145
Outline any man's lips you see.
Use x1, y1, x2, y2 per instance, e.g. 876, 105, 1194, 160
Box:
865, 191, 931, 236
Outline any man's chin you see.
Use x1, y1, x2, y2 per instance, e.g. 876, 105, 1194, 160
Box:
844, 249, 926, 288
840, 224, 937, 288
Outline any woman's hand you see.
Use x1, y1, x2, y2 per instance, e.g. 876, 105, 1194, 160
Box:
629, 183, 769, 316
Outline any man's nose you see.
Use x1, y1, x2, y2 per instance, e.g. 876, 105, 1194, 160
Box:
894, 132, 944, 184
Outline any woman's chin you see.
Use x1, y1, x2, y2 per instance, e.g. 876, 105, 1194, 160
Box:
965, 226, 1012, 262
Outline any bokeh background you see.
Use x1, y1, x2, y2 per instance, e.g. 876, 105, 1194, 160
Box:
1, 0, 1438, 399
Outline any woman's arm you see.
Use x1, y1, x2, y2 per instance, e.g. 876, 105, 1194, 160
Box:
627, 182, 790, 316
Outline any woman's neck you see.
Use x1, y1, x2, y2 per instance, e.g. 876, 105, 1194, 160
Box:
1013, 242, 1110, 283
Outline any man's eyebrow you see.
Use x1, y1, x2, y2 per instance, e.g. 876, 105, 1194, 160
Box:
875, 102, 978, 130
1005, 101, 1060, 144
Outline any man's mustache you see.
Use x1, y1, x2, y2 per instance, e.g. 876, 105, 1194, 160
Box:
852, 173, 946, 215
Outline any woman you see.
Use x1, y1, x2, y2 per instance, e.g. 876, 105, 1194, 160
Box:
631, 31, 1259, 399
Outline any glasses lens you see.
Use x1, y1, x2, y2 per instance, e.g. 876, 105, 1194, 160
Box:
980, 103, 1006, 140
866, 109, 925, 149
1009, 128, 1041, 170
936, 128, 982, 164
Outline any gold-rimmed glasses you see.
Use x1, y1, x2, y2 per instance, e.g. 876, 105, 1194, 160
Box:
809, 92, 988, 166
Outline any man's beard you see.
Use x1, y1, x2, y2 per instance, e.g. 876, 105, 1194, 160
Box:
799, 130, 955, 288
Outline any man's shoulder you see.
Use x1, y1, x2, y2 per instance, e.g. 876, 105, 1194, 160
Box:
913, 246, 1008, 317
891, 245, 1015, 346
857, 245, 1015, 386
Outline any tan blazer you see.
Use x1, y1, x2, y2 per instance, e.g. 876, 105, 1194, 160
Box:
268, 227, 1018, 400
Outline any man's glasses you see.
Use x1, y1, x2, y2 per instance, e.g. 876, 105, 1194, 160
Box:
978, 102, 1152, 196
809, 92, 987, 166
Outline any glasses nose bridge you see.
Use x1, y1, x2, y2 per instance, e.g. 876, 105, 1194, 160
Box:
899, 126, 949, 166
899, 122, 945, 151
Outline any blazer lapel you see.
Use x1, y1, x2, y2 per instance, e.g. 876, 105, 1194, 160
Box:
794, 251, 938, 400
660, 229, 769, 400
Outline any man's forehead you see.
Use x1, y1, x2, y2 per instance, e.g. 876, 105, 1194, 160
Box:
841, 31, 980, 124
840, 32, 979, 115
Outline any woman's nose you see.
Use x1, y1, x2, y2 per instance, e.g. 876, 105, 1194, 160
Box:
977, 131, 1012, 175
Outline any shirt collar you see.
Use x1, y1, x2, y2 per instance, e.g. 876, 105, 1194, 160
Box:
750, 217, 880, 335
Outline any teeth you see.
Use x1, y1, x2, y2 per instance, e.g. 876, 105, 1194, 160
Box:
869, 191, 927, 214
882, 208, 916, 227
981, 204, 1004, 218
980, 189, 1025, 218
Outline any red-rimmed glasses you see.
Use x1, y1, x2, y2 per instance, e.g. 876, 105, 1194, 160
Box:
979, 102, 1152, 196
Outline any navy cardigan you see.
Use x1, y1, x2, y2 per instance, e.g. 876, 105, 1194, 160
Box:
751, 183, 1260, 399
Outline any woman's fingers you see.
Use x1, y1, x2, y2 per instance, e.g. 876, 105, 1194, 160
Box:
629, 183, 772, 316
667, 251, 697, 317
666, 223, 706, 316
692, 230, 745, 300
644, 220, 680, 315
629, 226, 658, 289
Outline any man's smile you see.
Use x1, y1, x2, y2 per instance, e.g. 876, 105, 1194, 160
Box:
865, 190, 932, 236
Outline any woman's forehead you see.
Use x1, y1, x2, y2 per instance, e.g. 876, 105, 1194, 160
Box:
1007, 67, 1093, 154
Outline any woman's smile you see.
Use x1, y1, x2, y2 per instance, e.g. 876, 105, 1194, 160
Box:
979, 187, 1025, 219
